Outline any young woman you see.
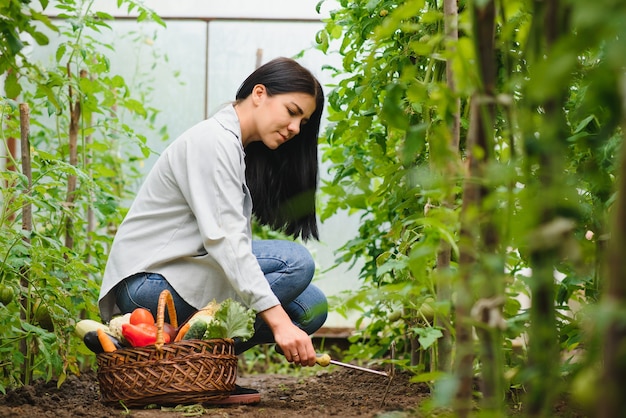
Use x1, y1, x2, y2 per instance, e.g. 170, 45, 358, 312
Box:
98, 58, 328, 397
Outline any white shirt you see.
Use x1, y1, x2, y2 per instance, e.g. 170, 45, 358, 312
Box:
98, 105, 280, 321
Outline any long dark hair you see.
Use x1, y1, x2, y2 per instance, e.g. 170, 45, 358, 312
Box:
236, 57, 324, 241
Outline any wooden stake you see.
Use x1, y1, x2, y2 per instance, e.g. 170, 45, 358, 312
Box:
64, 65, 82, 250
19, 102, 33, 385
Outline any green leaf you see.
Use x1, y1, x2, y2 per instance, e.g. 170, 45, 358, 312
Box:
573, 115, 596, 133
410, 370, 445, 383
5, 30, 24, 55
413, 326, 443, 349
206, 299, 256, 341
124, 98, 147, 117
4, 70, 21, 99
381, 84, 409, 130
377, 257, 408, 276
30, 31, 50, 46
30, 10, 58, 34
365, 0, 379, 12
403, 124, 427, 165
55, 44, 67, 63
95, 11, 114, 21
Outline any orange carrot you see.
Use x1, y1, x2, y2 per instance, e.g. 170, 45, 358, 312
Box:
97, 328, 117, 352
174, 322, 191, 342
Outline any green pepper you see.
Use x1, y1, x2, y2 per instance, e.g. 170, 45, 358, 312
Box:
122, 322, 171, 347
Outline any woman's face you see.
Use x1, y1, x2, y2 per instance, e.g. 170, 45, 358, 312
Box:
253, 86, 317, 150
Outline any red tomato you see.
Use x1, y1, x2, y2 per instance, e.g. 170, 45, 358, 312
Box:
130, 308, 155, 325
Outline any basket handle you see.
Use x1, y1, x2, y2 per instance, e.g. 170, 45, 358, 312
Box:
155, 289, 178, 350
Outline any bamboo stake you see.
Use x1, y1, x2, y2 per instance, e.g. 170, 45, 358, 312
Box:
435, 0, 460, 374
19, 103, 33, 385
3, 68, 19, 224
455, 0, 499, 415
84, 69, 95, 264
443, 0, 460, 152
470, 1, 504, 413
19, 104, 31, 234
64, 64, 82, 250
598, 71, 626, 418
524, 1, 570, 414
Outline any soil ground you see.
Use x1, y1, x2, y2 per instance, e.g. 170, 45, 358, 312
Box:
0, 366, 430, 418
0, 366, 589, 418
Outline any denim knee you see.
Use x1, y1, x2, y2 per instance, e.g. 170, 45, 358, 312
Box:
300, 305, 328, 335
292, 244, 316, 281
114, 272, 197, 323
253, 240, 316, 281
293, 285, 328, 335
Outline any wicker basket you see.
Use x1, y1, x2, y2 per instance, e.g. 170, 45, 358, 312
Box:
96, 290, 237, 407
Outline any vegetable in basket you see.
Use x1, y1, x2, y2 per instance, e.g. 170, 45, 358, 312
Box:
107, 313, 131, 341
129, 307, 155, 325
75, 319, 110, 339
83, 330, 124, 354
122, 322, 171, 347
180, 299, 256, 342
97, 328, 119, 352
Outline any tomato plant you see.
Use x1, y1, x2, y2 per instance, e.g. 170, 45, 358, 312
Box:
0, 0, 167, 392
316, 0, 626, 414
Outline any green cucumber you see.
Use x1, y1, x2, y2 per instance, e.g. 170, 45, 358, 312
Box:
182, 319, 208, 340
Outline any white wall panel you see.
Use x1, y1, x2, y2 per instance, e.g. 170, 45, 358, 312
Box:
206, 20, 326, 114
89, 0, 337, 20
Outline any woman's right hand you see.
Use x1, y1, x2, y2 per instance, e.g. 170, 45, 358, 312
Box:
259, 305, 316, 367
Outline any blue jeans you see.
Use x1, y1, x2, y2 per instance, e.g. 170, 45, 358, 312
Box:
114, 240, 328, 354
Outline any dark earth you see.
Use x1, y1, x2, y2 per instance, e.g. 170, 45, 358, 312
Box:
0, 366, 589, 418
0, 366, 433, 418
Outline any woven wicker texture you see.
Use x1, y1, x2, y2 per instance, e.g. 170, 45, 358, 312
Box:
96, 290, 237, 406
97, 339, 237, 406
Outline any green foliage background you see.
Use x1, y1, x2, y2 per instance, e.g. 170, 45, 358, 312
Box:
315, 0, 626, 414
0, 0, 165, 391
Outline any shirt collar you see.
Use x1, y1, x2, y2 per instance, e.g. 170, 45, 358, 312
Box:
213, 104, 243, 150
